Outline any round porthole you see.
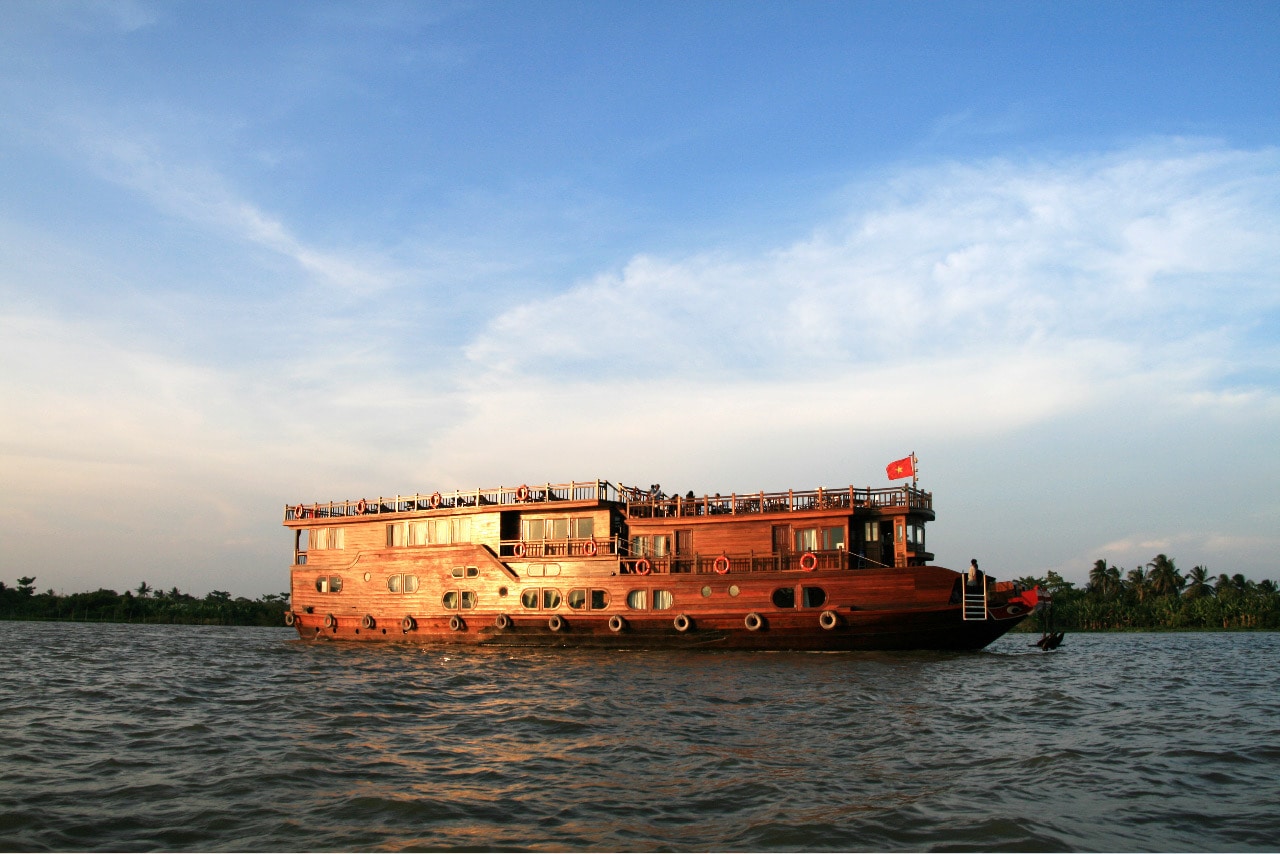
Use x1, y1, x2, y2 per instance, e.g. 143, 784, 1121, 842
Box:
728, 585, 740, 597
363, 572, 371, 582
498, 586, 508, 597
701, 585, 712, 598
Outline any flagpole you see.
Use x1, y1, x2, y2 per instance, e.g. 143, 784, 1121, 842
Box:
912, 451, 918, 488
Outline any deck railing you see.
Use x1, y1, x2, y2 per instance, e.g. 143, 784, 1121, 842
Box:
624, 485, 933, 519
285, 480, 625, 521
285, 481, 933, 523
615, 549, 894, 575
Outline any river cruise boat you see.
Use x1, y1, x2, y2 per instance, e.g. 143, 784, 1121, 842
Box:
283, 478, 1043, 650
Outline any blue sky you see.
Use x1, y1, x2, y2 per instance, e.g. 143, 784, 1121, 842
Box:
2, 0, 1278, 597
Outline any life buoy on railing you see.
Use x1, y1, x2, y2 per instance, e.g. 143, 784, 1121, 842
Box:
744, 612, 764, 631
548, 614, 565, 632
819, 610, 839, 630
516, 485, 530, 502
635, 558, 651, 576
361, 614, 376, 630
324, 613, 337, 630
402, 615, 416, 633
294, 504, 306, 519
513, 542, 526, 558
800, 552, 818, 571
584, 539, 598, 557
608, 615, 626, 632
713, 555, 730, 575
673, 613, 692, 633
495, 614, 511, 630
356, 499, 368, 514
449, 615, 465, 632
284, 611, 295, 627
430, 492, 442, 509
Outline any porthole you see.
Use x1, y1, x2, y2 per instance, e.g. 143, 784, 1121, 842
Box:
363, 571, 371, 582
728, 584, 740, 597
701, 586, 712, 598
498, 586, 508, 597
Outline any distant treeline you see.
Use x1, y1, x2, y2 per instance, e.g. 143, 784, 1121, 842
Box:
1018, 555, 1280, 632
0, 577, 288, 627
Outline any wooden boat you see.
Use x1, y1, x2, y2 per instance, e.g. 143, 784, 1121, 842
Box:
282, 479, 1043, 650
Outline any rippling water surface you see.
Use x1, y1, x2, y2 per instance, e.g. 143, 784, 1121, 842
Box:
2, 623, 1278, 851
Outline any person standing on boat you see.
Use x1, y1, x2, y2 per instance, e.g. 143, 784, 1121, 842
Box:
967, 559, 983, 587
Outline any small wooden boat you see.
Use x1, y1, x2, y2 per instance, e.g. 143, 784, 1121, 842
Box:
282, 478, 1043, 650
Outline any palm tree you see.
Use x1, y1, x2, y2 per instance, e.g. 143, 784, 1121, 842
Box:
136, 581, 152, 598
1184, 565, 1211, 600
1147, 554, 1183, 598
1126, 567, 1149, 601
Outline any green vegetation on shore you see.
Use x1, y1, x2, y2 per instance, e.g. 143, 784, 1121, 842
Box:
0, 577, 287, 626
1017, 555, 1280, 632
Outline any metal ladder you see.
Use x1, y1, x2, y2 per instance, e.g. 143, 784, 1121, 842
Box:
962, 582, 988, 621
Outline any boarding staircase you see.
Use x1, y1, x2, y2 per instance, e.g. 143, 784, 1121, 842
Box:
961, 582, 988, 621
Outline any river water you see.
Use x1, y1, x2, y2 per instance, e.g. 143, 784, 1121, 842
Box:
1, 623, 1277, 852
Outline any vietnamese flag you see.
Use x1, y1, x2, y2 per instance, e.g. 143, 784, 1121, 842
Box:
886, 455, 915, 480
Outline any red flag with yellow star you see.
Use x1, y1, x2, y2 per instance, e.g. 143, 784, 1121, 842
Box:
886, 455, 915, 480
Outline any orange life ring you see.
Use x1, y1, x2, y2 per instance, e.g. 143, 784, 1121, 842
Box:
356, 499, 368, 514
713, 555, 730, 575
584, 539, 598, 556
294, 504, 305, 519
513, 542, 526, 558
517, 485, 530, 501
800, 552, 818, 571
430, 492, 442, 508
635, 558, 651, 575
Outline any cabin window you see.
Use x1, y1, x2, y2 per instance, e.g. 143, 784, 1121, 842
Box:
794, 528, 819, 551
387, 519, 466, 546
314, 575, 342, 593
864, 522, 879, 542
653, 590, 674, 610
311, 527, 345, 550
387, 574, 419, 593
567, 589, 610, 610
627, 590, 647, 609
630, 535, 670, 557
525, 563, 562, 578
771, 587, 796, 608
802, 586, 827, 608
626, 590, 672, 609
823, 526, 846, 550
450, 566, 479, 579
906, 524, 925, 547
518, 588, 561, 609
442, 591, 475, 609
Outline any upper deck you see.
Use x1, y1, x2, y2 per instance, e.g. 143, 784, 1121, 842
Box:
283, 479, 933, 523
